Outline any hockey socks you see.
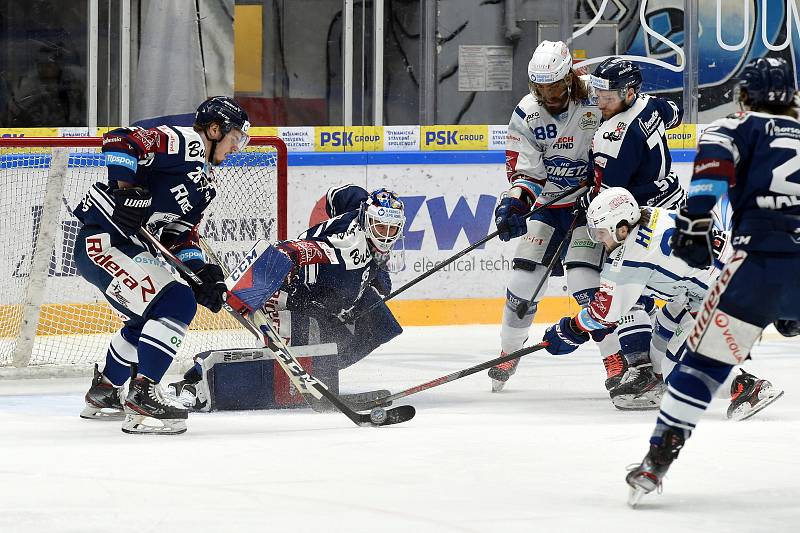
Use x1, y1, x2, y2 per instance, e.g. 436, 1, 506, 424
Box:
650, 351, 733, 445
102, 331, 138, 386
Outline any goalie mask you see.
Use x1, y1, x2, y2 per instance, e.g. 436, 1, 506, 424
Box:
360, 189, 406, 271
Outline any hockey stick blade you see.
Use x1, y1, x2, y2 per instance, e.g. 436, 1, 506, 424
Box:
349, 342, 549, 410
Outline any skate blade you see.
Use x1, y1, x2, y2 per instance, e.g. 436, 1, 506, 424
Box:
627, 486, 647, 508
491, 378, 507, 393
611, 396, 661, 411
121, 414, 187, 435
731, 390, 785, 421
80, 405, 125, 421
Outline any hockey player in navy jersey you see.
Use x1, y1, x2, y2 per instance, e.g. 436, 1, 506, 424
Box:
74, 96, 250, 434
582, 57, 688, 406
168, 185, 405, 409
625, 57, 800, 506
490, 40, 611, 393
541, 187, 781, 414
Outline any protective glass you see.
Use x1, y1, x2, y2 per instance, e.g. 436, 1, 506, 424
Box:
594, 88, 626, 106
228, 128, 251, 151
586, 219, 612, 244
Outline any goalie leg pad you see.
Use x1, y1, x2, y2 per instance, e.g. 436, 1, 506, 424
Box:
181, 344, 340, 411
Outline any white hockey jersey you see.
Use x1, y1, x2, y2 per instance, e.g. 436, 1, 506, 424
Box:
575, 207, 728, 330
505, 80, 600, 208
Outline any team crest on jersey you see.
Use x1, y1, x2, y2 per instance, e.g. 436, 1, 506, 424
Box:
579, 112, 599, 130
638, 111, 661, 136
543, 156, 587, 184
602, 122, 627, 142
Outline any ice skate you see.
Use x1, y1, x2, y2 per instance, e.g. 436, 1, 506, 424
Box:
80, 364, 124, 420
626, 429, 685, 508
488, 352, 519, 392
610, 362, 664, 411
167, 379, 207, 410
727, 369, 784, 421
123, 376, 188, 435
603, 352, 626, 391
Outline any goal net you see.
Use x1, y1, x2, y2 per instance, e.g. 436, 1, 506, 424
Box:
0, 136, 287, 373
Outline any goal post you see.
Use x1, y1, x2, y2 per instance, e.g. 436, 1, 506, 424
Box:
0, 136, 287, 373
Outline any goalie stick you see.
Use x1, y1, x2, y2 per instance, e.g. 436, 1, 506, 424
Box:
347, 342, 550, 411
139, 228, 415, 428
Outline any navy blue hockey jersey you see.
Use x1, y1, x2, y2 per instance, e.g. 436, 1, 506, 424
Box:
277, 185, 385, 314
74, 125, 215, 257
590, 94, 685, 207
688, 111, 800, 253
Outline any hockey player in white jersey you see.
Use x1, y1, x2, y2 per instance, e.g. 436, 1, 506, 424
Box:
541, 187, 782, 413
490, 40, 612, 392
579, 57, 688, 404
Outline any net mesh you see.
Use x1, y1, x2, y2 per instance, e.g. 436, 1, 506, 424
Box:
0, 138, 285, 368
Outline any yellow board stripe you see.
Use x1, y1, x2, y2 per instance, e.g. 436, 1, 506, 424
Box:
0, 297, 584, 338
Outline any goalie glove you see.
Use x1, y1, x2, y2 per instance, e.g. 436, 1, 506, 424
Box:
111, 187, 152, 236
192, 264, 227, 313
671, 208, 714, 269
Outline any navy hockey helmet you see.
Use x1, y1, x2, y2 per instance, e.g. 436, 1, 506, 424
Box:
590, 57, 643, 95
737, 57, 796, 107
195, 96, 251, 150
360, 188, 406, 253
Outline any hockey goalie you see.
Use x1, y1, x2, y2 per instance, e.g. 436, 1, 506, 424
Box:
169, 184, 406, 410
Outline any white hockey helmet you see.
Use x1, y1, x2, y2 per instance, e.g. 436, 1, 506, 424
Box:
527, 40, 572, 84
586, 187, 641, 244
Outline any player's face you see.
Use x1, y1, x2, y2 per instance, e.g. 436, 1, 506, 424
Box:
213, 129, 247, 165
596, 88, 631, 120
531, 79, 570, 115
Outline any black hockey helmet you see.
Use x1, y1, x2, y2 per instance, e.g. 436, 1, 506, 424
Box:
737, 57, 796, 107
590, 57, 643, 95
195, 96, 250, 161
195, 96, 250, 139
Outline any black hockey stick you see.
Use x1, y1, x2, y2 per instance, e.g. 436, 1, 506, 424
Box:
139, 228, 415, 428
348, 341, 550, 411
515, 211, 582, 319
352, 181, 589, 322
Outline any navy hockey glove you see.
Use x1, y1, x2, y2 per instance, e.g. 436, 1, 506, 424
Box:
543, 316, 590, 355
574, 189, 593, 213
192, 264, 227, 313
671, 208, 714, 269
775, 319, 800, 338
111, 187, 152, 236
495, 193, 529, 242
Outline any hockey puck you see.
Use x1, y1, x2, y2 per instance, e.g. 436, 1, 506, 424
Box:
369, 407, 387, 425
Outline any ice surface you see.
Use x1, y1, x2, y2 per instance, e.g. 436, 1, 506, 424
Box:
2, 325, 799, 532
